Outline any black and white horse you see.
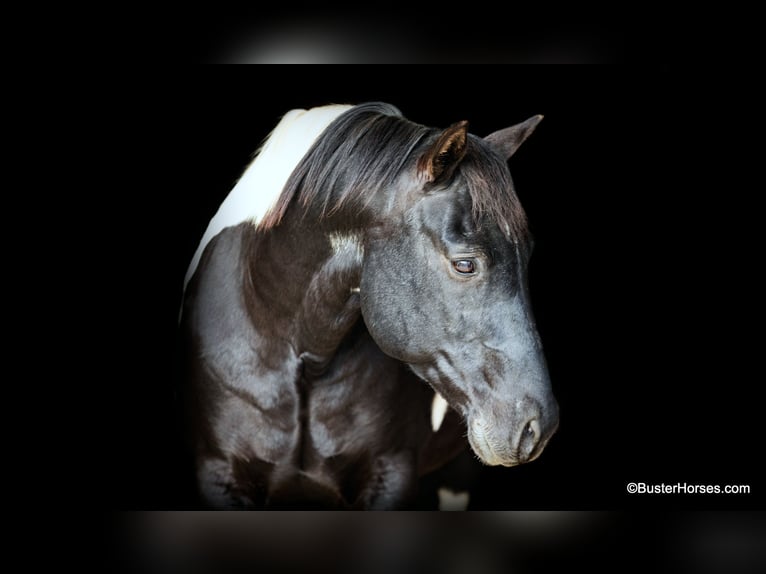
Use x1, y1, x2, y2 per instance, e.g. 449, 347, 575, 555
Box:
180, 102, 558, 508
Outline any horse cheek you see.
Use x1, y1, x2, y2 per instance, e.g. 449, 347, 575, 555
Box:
360, 256, 423, 363
360, 278, 404, 361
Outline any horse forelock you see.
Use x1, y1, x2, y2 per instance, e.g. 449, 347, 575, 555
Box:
460, 136, 529, 244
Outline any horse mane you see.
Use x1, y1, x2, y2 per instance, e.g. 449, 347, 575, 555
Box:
260, 102, 528, 242
260, 102, 422, 228
185, 104, 352, 289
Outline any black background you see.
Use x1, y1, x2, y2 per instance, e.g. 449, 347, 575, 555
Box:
118, 72, 762, 509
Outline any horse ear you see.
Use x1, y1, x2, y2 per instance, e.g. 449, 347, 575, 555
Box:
484, 115, 543, 159
418, 120, 469, 185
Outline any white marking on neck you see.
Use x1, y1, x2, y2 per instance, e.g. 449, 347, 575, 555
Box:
328, 231, 364, 261
431, 392, 449, 432
184, 104, 353, 290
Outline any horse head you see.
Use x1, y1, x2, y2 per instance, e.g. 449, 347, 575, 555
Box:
356, 112, 559, 467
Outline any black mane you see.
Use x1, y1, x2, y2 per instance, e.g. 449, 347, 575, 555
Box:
261, 102, 528, 242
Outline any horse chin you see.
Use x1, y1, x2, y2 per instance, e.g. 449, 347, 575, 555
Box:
467, 421, 521, 467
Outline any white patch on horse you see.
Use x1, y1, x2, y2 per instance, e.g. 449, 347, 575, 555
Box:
437, 487, 470, 511
431, 392, 449, 432
184, 104, 353, 290
328, 231, 364, 260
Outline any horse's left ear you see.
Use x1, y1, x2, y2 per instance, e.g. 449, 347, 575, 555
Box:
484, 115, 543, 159
418, 120, 469, 185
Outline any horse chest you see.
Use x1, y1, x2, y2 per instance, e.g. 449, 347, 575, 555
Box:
280, 353, 432, 501
303, 375, 399, 461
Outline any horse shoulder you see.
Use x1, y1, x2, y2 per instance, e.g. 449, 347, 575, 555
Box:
182, 224, 301, 466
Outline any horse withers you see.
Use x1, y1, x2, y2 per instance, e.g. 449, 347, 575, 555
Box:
181, 102, 558, 508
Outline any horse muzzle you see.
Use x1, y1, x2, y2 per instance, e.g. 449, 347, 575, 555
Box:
467, 397, 559, 467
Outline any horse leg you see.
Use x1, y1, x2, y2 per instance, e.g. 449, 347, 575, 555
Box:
196, 456, 270, 508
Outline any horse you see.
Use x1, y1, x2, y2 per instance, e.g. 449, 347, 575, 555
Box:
180, 102, 558, 509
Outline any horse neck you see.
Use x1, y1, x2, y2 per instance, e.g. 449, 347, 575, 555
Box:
247, 211, 365, 371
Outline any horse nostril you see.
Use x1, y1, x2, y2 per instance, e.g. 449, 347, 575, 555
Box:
519, 418, 541, 461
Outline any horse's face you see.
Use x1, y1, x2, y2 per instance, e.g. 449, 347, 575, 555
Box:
360, 118, 558, 467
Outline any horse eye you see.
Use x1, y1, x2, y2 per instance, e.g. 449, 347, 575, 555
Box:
452, 259, 476, 275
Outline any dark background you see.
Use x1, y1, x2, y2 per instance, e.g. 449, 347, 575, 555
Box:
199, 8, 625, 63
118, 73, 762, 509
